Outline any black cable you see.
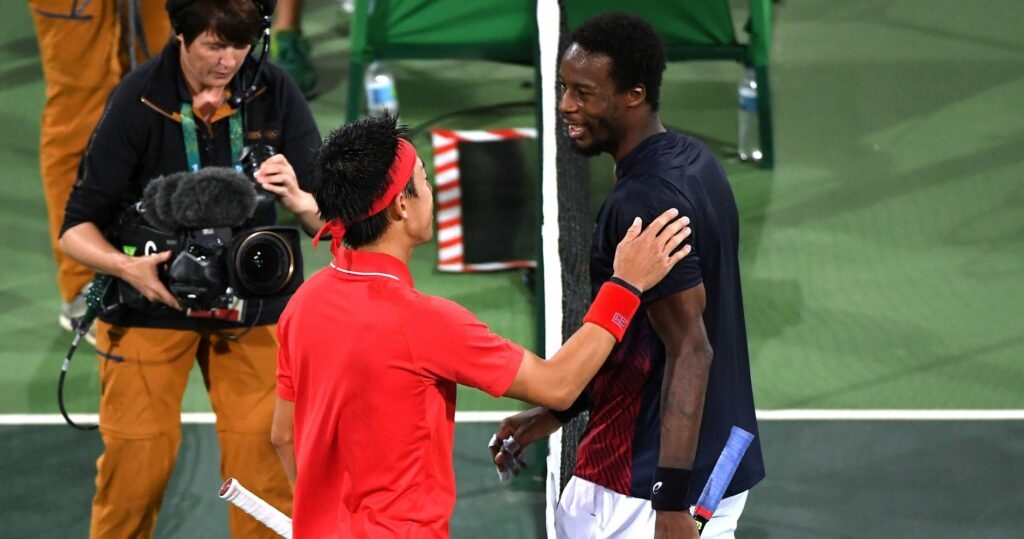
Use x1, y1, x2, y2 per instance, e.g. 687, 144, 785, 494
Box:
217, 299, 263, 341
57, 275, 113, 430
228, 17, 271, 109
58, 321, 99, 431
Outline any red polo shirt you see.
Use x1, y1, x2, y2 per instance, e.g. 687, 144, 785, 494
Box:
277, 247, 524, 538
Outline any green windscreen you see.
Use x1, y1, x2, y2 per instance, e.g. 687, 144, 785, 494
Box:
566, 0, 737, 49
365, 0, 537, 63
361, 0, 741, 63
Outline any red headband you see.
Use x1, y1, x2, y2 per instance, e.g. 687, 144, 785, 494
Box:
313, 138, 419, 255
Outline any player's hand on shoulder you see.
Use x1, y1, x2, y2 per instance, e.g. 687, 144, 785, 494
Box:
611, 208, 692, 292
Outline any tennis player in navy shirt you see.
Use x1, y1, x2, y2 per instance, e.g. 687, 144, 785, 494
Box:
492, 12, 764, 539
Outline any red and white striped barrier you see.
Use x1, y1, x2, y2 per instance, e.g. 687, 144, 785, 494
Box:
431, 128, 538, 272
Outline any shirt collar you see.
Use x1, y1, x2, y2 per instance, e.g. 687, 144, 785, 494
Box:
330, 247, 415, 287
615, 130, 671, 179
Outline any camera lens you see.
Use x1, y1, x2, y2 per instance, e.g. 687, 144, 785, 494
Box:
233, 231, 295, 296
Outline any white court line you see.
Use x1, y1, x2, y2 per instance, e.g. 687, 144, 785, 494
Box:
756, 409, 1024, 421
3, 410, 1024, 425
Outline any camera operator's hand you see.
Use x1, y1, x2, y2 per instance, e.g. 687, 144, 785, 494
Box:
60, 222, 181, 310
253, 154, 324, 235
118, 250, 181, 310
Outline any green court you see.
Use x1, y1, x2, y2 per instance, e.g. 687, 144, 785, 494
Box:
2, 0, 1023, 537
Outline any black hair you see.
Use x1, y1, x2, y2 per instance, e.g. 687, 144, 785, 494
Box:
570, 12, 666, 111
314, 112, 419, 249
171, 0, 263, 48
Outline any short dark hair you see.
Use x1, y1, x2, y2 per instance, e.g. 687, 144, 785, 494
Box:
570, 12, 666, 111
314, 113, 419, 249
172, 0, 263, 47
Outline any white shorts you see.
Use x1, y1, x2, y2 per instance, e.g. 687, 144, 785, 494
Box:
554, 476, 748, 539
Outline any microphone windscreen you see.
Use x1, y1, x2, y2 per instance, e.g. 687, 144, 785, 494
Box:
141, 172, 189, 230
171, 167, 258, 229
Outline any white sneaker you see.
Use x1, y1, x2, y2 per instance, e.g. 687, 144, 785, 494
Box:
59, 283, 96, 347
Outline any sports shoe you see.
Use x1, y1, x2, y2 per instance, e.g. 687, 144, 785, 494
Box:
59, 282, 96, 347
270, 30, 318, 97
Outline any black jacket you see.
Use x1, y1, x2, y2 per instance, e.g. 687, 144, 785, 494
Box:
62, 41, 322, 329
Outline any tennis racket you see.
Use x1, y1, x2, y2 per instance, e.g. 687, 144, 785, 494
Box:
692, 426, 754, 534
219, 478, 293, 538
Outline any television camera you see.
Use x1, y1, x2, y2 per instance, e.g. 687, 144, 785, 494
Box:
116, 155, 303, 314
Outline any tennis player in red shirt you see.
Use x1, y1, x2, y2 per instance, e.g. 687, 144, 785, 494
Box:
271, 113, 691, 538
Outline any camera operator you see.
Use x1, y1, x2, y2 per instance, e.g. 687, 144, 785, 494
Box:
57, 1, 321, 537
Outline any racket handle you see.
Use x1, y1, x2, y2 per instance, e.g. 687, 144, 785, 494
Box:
693, 426, 755, 534
219, 478, 293, 538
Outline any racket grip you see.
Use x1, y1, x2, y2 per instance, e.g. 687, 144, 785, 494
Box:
219, 478, 293, 538
693, 426, 755, 534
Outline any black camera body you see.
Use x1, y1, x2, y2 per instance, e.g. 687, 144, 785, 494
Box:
117, 213, 303, 313
115, 155, 304, 315
239, 143, 277, 209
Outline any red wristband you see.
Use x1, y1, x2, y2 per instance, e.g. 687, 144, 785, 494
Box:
583, 281, 641, 342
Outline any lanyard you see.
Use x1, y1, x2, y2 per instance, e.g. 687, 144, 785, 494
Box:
180, 103, 244, 173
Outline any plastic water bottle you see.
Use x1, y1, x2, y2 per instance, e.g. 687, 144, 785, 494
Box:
364, 61, 398, 116
737, 67, 762, 162
342, 0, 376, 14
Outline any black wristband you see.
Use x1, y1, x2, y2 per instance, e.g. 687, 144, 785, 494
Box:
650, 466, 692, 511
608, 276, 642, 298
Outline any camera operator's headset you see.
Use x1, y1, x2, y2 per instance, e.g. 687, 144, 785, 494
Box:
165, 0, 277, 109
58, 0, 281, 431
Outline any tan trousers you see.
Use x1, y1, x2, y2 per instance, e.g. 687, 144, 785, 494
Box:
27, 0, 170, 301
91, 322, 293, 538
